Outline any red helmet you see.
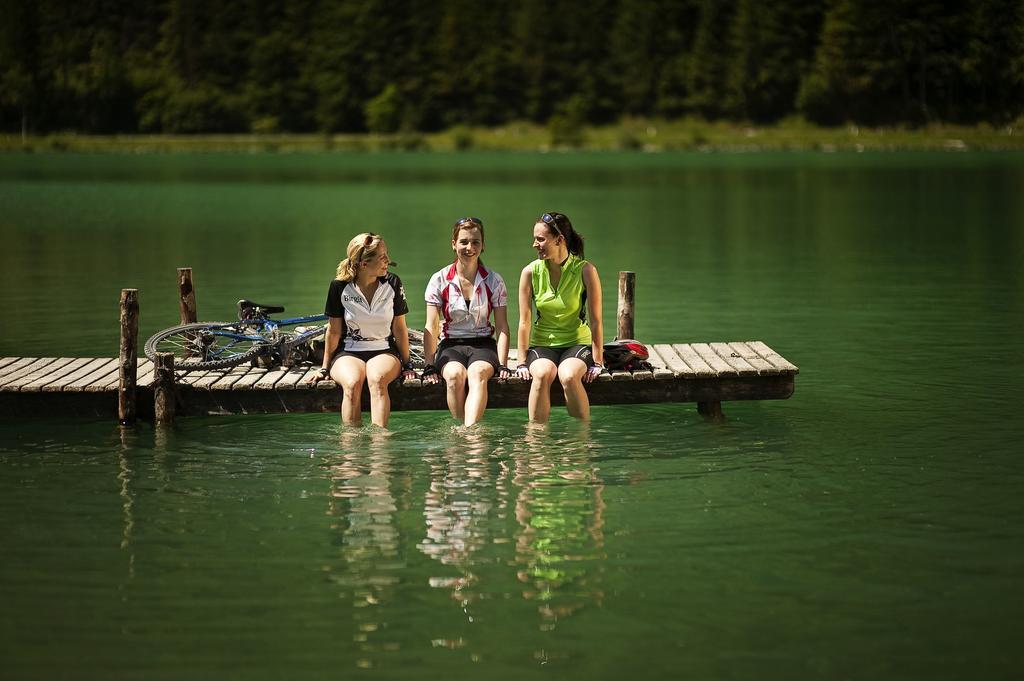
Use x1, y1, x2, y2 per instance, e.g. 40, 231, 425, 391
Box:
602, 339, 650, 370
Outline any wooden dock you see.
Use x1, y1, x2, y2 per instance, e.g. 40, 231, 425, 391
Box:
0, 342, 798, 420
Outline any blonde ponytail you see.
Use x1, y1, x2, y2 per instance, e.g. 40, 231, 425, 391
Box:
335, 257, 357, 281
335, 232, 385, 282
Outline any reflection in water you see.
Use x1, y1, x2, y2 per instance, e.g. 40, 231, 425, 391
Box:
416, 423, 608, 635
325, 430, 404, 668
513, 423, 606, 630
117, 426, 136, 580
418, 428, 502, 625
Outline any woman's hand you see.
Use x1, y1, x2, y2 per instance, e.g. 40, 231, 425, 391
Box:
497, 365, 512, 380
515, 363, 531, 380
421, 364, 440, 384
583, 363, 606, 383
400, 361, 418, 383
311, 367, 331, 384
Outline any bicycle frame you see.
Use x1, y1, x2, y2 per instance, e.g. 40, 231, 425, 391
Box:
210, 313, 328, 366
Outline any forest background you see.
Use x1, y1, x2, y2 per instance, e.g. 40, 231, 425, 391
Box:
1, 0, 1023, 150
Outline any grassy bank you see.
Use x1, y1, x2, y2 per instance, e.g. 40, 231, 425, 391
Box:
2, 118, 1022, 153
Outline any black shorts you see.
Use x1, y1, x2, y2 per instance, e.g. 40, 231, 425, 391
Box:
436, 337, 500, 372
331, 347, 400, 365
526, 344, 593, 368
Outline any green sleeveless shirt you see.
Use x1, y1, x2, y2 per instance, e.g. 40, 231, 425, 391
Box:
529, 254, 592, 347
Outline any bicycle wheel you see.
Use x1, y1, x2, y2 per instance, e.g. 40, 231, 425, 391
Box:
407, 328, 425, 367
144, 322, 267, 371
279, 324, 327, 366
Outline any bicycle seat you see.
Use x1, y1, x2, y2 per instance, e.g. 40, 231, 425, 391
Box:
237, 299, 285, 318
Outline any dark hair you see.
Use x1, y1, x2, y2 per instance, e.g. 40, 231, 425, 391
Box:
538, 212, 584, 257
452, 216, 485, 243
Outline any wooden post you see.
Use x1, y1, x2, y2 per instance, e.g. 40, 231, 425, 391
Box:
617, 271, 635, 340
177, 267, 197, 324
118, 289, 139, 425
153, 352, 176, 425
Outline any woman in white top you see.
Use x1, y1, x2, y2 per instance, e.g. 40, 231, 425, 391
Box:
422, 217, 510, 426
315, 232, 417, 427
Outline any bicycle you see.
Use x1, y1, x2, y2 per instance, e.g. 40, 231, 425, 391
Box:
145, 299, 424, 372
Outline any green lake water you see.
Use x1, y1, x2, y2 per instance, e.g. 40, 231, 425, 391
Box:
1, 152, 1022, 679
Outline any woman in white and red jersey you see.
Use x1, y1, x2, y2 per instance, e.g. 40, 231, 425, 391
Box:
422, 217, 511, 426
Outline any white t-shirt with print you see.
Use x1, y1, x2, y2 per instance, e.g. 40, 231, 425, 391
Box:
324, 273, 408, 351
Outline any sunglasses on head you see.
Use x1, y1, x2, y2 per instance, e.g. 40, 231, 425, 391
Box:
540, 213, 563, 236
455, 217, 483, 229
360, 233, 396, 266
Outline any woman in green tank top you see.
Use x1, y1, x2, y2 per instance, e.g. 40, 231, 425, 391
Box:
515, 212, 606, 422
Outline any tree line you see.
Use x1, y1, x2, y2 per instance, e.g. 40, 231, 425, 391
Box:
2, 0, 1022, 136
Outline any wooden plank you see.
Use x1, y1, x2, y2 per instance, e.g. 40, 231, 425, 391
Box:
5, 357, 78, 391
192, 368, 232, 390
232, 366, 268, 390
0, 358, 60, 390
650, 344, 696, 377
21, 357, 95, 392
644, 345, 668, 370
632, 370, 654, 381
136, 358, 157, 388
0, 357, 23, 372
102, 361, 150, 392
0, 357, 35, 378
177, 369, 214, 386
94, 357, 155, 391
84, 364, 123, 392
254, 367, 290, 390
728, 342, 779, 375
689, 343, 736, 376
275, 365, 313, 390
42, 358, 111, 392
746, 341, 799, 374
643, 345, 676, 380
610, 370, 633, 381
293, 366, 321, 390
64, 359, 119, 391
710, 342, 757, 375
670, 344, 717, 377
210, 364, 252, 390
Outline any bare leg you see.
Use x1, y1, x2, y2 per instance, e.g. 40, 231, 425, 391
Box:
558, 358, 590, 421
442, 362, 468, 421
332, 356, 367, 426
464, 361, 495, 426
527, 359, 557, 423
365, 354, 401, 428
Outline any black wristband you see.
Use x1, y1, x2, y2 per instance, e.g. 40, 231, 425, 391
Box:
402, 360, 415, 372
